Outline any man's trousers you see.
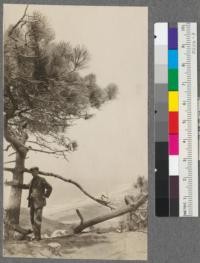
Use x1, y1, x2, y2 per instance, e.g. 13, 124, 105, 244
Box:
30, 206, 43, 240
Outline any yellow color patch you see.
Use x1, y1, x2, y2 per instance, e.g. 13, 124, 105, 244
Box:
168, 91, 178, 111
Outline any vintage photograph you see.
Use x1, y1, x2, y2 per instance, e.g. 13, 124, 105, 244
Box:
3, 4, 148, 260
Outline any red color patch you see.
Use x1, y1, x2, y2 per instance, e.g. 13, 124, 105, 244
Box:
169, 112, 178, 134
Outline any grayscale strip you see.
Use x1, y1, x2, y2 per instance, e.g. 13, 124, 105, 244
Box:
154, 23, 169, 216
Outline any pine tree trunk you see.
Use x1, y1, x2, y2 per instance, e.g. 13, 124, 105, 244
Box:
5, 150, 26, 239
4, 115, 28, 239
8, 151, 26, 223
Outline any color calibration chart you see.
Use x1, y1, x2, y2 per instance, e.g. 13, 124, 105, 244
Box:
154, 23, 198, 217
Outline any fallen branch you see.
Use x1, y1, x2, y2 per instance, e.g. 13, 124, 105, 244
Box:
4, 167, 115, 210
73, 194, 148, 234
76, 209, 84, 225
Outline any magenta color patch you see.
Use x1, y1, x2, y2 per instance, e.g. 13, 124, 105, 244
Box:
169, 134, 179, 155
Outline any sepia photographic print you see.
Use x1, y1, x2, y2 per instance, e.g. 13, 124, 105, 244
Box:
3, 4, 148, 260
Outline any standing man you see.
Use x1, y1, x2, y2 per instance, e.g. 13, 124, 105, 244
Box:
19, 167, 52, 240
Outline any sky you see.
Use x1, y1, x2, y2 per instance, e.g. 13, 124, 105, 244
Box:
3, 4, 148, 214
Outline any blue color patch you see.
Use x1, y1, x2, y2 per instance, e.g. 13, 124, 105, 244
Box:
168, 50, 178, 69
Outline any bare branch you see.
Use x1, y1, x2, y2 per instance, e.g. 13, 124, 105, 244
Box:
60, 151, 69, 161
29, 168, 115, 209
8, 5, 29, 37
4, 157, 29, 165
76, 209, 84, 225
3, 167, 115, 210
4, 160, 16, 165
4, 144, 12, 152
32, 133, 55, 145
8, 152, 16, 157
27, 146, 69, 155
4, 167, 14, 173
27, 140, 56, 151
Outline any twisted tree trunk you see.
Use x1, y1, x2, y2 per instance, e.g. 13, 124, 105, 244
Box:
4, 117, 28, 239
6, 152, 26, 224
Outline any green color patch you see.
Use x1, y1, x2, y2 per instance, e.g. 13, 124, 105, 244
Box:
168, 69, 178, 91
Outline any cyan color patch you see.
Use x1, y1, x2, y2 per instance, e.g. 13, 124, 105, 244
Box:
168, 50, 178, 68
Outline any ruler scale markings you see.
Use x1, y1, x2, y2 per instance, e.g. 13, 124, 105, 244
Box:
179, 23, 198, 217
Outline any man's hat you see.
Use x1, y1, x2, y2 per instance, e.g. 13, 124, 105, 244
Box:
30, 166, 39, 172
